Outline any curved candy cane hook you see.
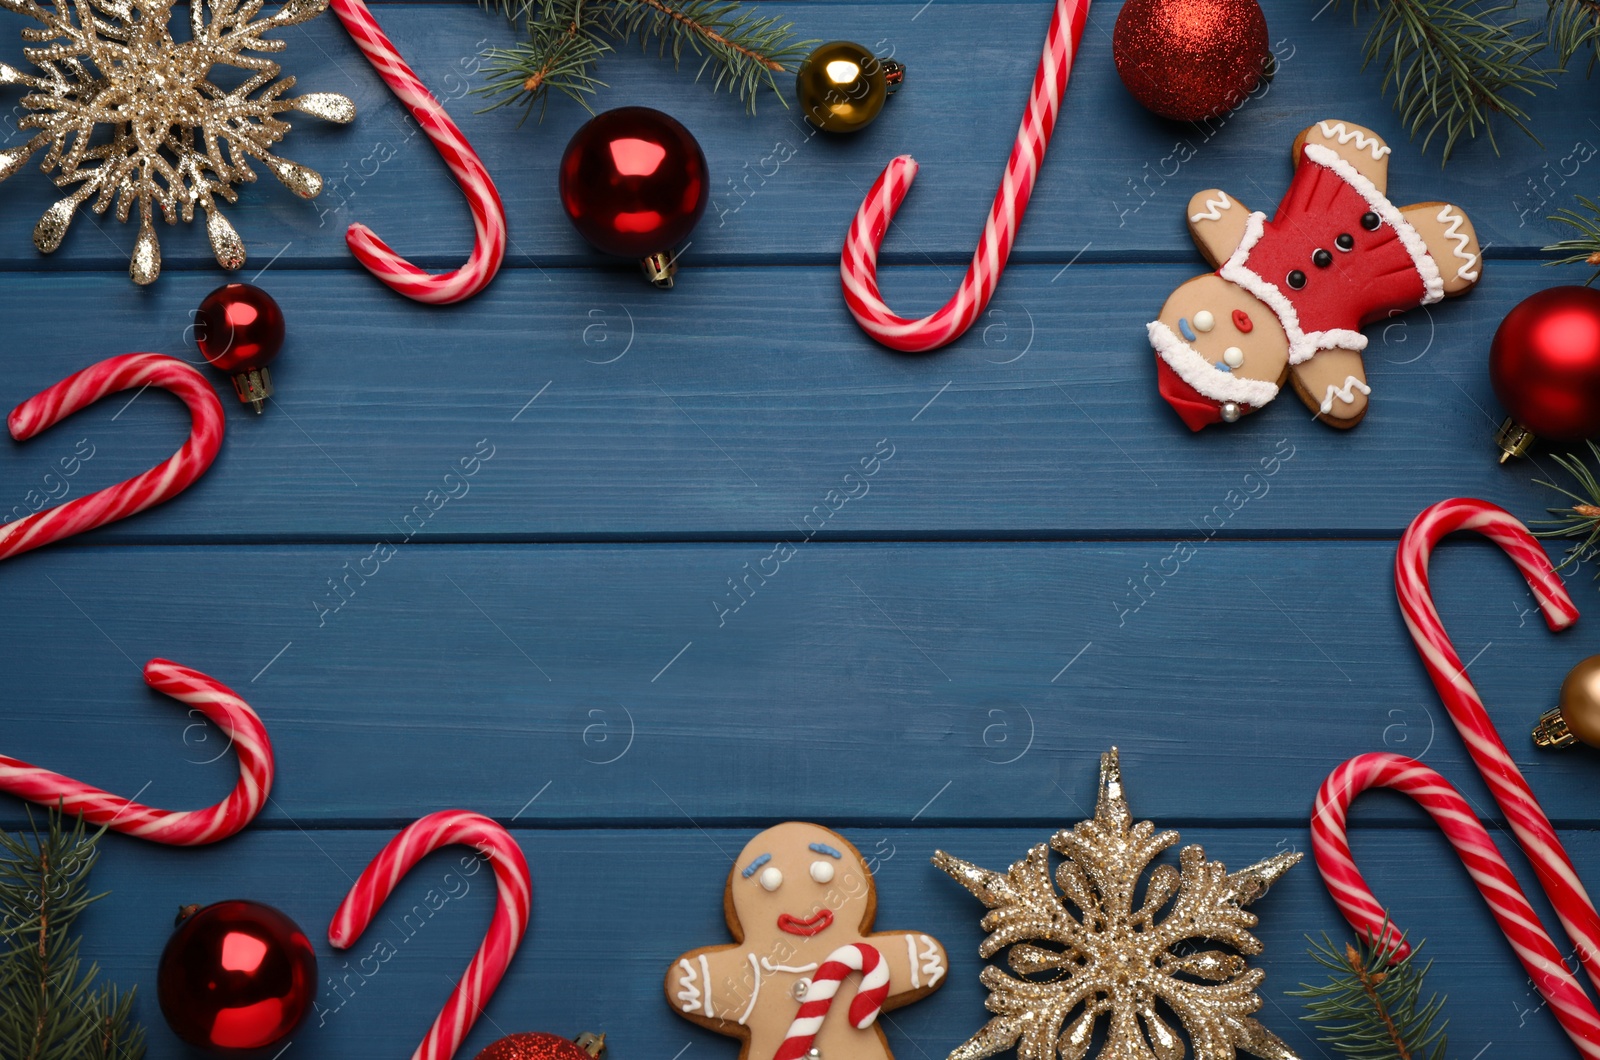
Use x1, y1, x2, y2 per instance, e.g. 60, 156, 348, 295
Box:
1311, 753, 1600, 1058
839, 0, 1091, 353
330, 811, 532, 1060
1393, 498, 1600, 991
0, 659, 273, 845
0, 354, 224, 563
330, 0, 507, 304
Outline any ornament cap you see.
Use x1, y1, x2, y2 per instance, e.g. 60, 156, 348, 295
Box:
1495, 417, 1536, 463
1533, 706, 1577, 749
641, 250, 676, 288
576, 1032, 606, 1058
232, 367, 274, 414
882, 59, 905, 93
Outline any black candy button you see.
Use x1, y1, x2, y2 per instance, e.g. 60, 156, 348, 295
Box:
1287, 270, 1307, 290
1360, 211, 1381, 231
1313, 248, 1333, 268
1336, 233, 1354, 251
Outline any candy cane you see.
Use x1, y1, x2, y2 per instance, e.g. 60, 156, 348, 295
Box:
774, 942, 889, 1060
1392, 498, 1600, 994
0, 354, 223, 563
330, 811, 532, 1060
329, 0, 506, 304
0, 659, 272, 845
838, 0, 1091, 353
1311, 753, 1600, 1058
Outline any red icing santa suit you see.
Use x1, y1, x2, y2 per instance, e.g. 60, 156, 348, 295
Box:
1149, 141, 1446, 429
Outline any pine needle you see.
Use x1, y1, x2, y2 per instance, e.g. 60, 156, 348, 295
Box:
0, 807, 145, 1060
1533, 439, 1600, 573
1546, 194, 1600, 285
1290, 925, 1449, 1060
474, 0, 818, 118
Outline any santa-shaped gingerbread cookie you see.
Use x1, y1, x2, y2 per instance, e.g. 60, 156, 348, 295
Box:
1148, 119, 1482, 430
665, 822, 946, 1060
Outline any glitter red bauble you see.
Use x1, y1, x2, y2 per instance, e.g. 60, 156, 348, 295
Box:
1490, 286, 1600, 440
559, 106, 709, 260
476, 1033, 596, 1060
157, 900, 318, 1054
194, 283, 284, 374
1112, 0, 1271, 121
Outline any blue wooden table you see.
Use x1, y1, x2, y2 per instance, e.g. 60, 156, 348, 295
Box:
4, 0, 1600, 1056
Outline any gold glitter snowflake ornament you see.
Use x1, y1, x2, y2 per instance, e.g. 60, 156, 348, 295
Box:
933, 748, 1302, 1060
0, 0, 354, 283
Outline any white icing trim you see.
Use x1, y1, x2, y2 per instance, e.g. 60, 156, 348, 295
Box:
1148, 320, 1280, 408
699, 955, 713, 1016
1318, 375, 1372, 413
1301, 143, 1443, 305
1317, 121, 1392, 160
1189, 190, 1233, 223
1434, 204, 1479, 283
676, 958, 702, 1013
1217, 212, 1319, 363
919, 935, 945, 988
906, 934, 920, 989
737, 953, 761, 1024
761, 959, 819, 974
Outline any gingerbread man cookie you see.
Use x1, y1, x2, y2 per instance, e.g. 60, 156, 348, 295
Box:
665, 822, 946, 1060
1148, 119, 1482, 430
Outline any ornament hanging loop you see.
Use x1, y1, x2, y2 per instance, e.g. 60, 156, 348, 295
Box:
838, 0, 1091, 352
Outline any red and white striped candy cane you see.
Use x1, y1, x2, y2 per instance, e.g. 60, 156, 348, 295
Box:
1394, 498, 1600, 989
0, 659, 272, 845
329, 0, 507, 304
839, 0, 1091, 353
1311, 753, 1600, 1058
329, 811, 532, 1060
774, 942, 890, 1060
0, 354, 223, 563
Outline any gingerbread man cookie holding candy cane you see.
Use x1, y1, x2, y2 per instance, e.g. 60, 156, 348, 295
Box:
666, 823, 946, 1060
1148, 120, 1483, 430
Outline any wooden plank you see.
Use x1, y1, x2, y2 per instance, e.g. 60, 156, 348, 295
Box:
70, 825, 1584, 1058
0, 261, 1580, 540
2, 541, 1595, 827
0, 1, 1593, 272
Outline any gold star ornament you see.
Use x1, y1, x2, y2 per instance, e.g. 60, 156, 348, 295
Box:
0, 0, 355, 284
933, 748, 1302, 1060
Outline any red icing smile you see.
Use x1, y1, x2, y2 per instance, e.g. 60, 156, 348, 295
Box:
1232, 309, 1253, 333
777, 909, 834, 936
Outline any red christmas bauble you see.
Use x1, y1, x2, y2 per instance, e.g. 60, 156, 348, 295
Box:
559, 107, 708, 285
194, 284, 284, 374
476, 1033, 596, 1060
157, 900, 317, 1054
1490, 286, 1600, 442
1113, 0, 1270, 121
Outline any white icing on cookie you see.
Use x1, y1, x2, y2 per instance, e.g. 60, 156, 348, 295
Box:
1189, 191, 1233, 223
761, 959, 819, 974
759, 866, 783, 891
918, 934, 945, 988
699, 955, 712, 1015
1317, 121, 1392, 160
676, 958, 701, 1013
1148, 320, 1280, 408
738, 953, 762, 1024
810, 860, 835, 883
1318, 376, 1372, 413
1434, 204, 1479, 283
906, 935, 920, 988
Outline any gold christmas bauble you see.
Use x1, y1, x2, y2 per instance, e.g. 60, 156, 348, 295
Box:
796, 41, 902, 133
1561, 655, 1600, 747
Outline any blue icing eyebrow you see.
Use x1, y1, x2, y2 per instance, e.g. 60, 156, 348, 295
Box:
1215, 362, 1232, 373
741, 853, 771, 878
809, 843, 843, 859
1178, 317, 1196, 342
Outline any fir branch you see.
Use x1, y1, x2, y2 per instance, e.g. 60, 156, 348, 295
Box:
1548, 0, 1600, 72
1546, 194, 1600, 283
0, 808, 144, 1060
1533, 439, 1600, 572
476, 0, 818, 118
1290, 926, 1449, 1060
1333, 0, 1556, 161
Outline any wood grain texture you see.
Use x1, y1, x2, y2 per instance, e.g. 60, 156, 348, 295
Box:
2, 0, 1599, 1053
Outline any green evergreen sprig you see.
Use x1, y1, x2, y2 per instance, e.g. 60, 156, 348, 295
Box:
1331, 0, 1600, 162
1545, 194, 1600, 283
1533, 439, 1600, 573
0, 808, 144, 1060
1290, 926, 1449, 1060
476, 0, 817, 118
